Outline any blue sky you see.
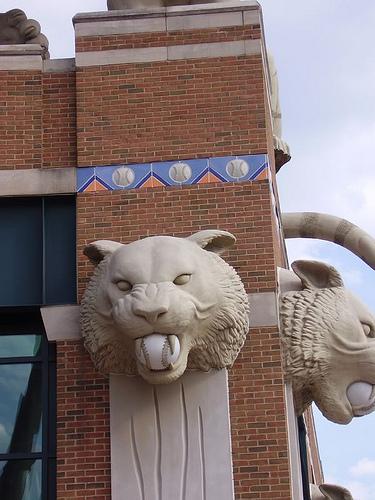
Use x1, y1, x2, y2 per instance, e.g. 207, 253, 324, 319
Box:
2, 0, 375, 497
261, 1, 375, 498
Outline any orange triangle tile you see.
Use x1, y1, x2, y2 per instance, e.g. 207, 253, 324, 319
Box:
139, 176, 154, 189
208, 171, 223, 183
255, 168, 269, 180
197, 172, 211, 184
95, 179, 108, 191
152, 175, 165, 187
84, 179, 97, 192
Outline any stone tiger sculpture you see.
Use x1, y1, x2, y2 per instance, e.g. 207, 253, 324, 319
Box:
81, 230, 249, 385
0, 9, 49, 57
281, 212, 375, 424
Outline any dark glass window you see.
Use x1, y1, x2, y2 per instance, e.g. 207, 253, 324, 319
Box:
0, 196, 76, 307
0, 312, 56, 500
0, 459, 42, 500
0, 195, 73, 498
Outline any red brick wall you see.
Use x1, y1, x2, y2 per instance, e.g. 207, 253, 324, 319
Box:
77, 182, 277, 298
230, 327, 290, 499
43, 71, 77, 168
76, 54, 266, 167
0, 71, 43, 170
0, 69, 77, 170
56, 341, 111, 500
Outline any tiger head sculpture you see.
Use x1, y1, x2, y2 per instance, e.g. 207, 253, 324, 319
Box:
280, 260, 375, 424
81, 230, 249, 384
281, 212, 375, 424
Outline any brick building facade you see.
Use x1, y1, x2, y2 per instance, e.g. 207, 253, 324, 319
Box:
0, 2, 321, 499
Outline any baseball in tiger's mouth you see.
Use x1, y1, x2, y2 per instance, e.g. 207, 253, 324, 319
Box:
347, 381, 375, 416
135, 333, 182, 372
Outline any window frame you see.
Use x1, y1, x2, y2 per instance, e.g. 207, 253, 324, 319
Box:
0, 309, 56, 500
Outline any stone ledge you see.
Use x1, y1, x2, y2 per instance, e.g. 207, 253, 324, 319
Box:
0, 44, 44, 70
43, 58, 76, 73
41, 305, 81, 341
74, 1, 261, 36
0, 44, 45, 56
73, 1, 259, 24
0, 168, 76, 196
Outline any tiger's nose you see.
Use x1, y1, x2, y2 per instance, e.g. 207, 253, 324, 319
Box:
132, 303, 168, 323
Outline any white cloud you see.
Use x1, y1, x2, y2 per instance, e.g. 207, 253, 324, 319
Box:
285, 239, 326, 264
350, 458, 375, 477
346, 480, 373, 500
324, 472, 375, 500
339, 268, 364, 289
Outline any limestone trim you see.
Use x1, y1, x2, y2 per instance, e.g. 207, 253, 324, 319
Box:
110, 369, 234, 500
0, 168, 76, 196
76, 38, 260, 66
166, 11, 243, 31
74, 2, 260, 37
168, 39, 244, 60
73, 1, 260, 24
248, 291, 278, 327
0, 44, 43, 70
76, 45, 167, 66
43, 58, 76, 73
41, 305, 81, 341
75, 17, 166, 36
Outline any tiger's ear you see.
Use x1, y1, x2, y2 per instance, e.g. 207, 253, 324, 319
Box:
84, 240, 123, 266
187, 230, 236, 255
291, 260, 344, 290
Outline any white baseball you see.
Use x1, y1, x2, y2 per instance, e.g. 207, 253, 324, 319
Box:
347, 381, 373, 407
112, 166, 135, 187
169, 162, 192, 183
226, 159, 249, 179
135, 334, 180, 371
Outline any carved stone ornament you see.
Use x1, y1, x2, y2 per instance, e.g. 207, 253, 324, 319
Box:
267, 52, 291, 171
280, 260, 375, 424
81, 231, 249, 384
280, 212, 375, 424
108, 0, 218, 10
310, 483, 353, 500
0, 9, 49, 58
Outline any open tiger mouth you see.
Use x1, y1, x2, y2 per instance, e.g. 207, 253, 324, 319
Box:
347, 382, 375, 416
135, 333, 182, 372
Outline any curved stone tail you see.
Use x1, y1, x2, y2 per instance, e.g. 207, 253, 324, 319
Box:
282, 212, 375, 270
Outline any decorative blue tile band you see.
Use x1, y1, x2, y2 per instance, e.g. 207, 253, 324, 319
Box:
77, 154, 269, 193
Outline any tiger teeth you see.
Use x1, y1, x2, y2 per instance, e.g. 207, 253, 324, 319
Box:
167, 334, 177, 355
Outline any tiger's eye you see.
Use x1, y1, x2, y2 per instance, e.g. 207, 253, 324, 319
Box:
173, 274, 191, 285
116, 280, 132, 292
